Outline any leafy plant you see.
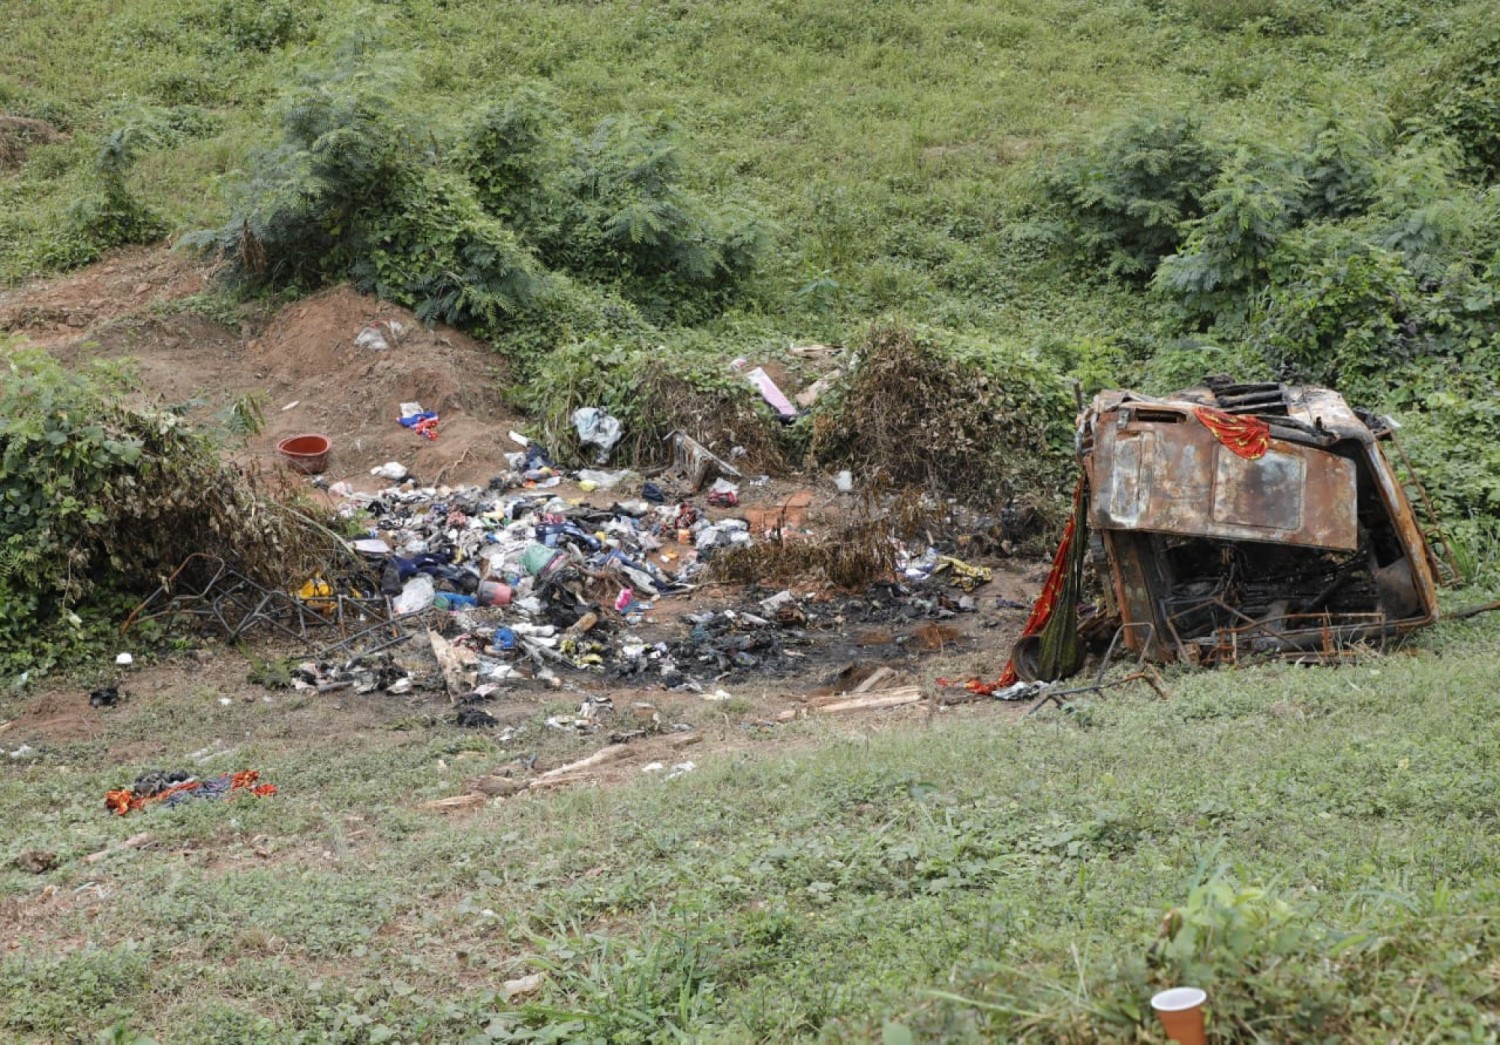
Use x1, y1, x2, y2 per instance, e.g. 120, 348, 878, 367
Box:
529, 114, 767, 322
515, 332, 785, 470
0, 344, 332, 675
1152, 148, 1304, 323
1043, 112, 1223, 281
45, 121, 168, 270
214, 0, 309, 54
1255, 228, 1416, 386
187, 54, 764, 346
1425, 29, 1500, 183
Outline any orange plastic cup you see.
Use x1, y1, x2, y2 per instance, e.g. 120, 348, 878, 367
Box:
1150, 987, 1207, 1045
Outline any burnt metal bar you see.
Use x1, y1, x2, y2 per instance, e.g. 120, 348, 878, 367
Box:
1028, 622, 1162, 714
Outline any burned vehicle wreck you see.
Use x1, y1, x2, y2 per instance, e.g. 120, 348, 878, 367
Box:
1079, 379, 1439, 666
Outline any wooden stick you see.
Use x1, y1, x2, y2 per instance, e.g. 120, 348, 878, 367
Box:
536, 743, 630, 780
852, 666, 898, 693
421, 794, 487, 813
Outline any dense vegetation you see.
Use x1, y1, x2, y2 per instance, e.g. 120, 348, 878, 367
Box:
0, 344, 334, 676
4, 1, 1500, 558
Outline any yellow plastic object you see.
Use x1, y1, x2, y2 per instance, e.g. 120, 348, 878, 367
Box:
936, 555, 993, 592
297, 577, 334, 615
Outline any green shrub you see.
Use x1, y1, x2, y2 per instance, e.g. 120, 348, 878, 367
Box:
1425, 30, 1500, 183
1137, 337, 1272, 394
462, 98, 767, 324
534, 115, 767, 322
351, 166, 552, 333
184, 61, 414, 290
66, 125, 168, 251
1042, 112, 1223, 281
214, 0, 311, 53
461, 87, 565, 236
0, 345, 326, 676
1399, 383, 1500, 521
1152, 148, 1304, 323
1255, 228, 1417, 387
188, 54, 765, 345
515, 333, 787, 471
26, 121, 170, 273
1295, 115, 1385, 220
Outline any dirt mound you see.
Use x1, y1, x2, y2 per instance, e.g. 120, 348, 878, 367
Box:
4, 249, 530, 488
0, 114, 63, 171
0, 245, 201, 340
245, 286, 524, 486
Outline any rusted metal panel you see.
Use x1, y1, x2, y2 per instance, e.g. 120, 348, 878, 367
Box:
1088, 410, 1357, 550
1097, 529, 1171, 661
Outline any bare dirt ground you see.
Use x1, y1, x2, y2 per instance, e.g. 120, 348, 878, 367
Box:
0, 247, 1048, 809
2, 247, 529, 487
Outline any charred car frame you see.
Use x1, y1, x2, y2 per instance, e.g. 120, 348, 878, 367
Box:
1079, 379, 1440, 666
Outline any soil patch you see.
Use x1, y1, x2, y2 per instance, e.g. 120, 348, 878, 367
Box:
244, 286, 524, 487
5, 693, 106, 745
0, 114, 64, 172
3, 250, 530, 488
0, 245, 201, 334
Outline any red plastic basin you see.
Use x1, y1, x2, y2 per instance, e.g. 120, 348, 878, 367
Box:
277, 434, 332, 474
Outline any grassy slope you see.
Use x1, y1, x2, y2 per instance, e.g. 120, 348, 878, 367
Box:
3, 604, 1499, 1042
0, 0, 1480, 353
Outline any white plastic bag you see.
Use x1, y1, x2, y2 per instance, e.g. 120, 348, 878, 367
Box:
572, 407, 624, 463
576, 468, 634, 489
393, 574, 435, 614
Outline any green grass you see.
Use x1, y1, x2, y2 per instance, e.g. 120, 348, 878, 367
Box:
4, 602, 1500, 1041
1, 0, 1484, 350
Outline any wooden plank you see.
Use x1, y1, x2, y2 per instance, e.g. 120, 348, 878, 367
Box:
816, 687, 924, 714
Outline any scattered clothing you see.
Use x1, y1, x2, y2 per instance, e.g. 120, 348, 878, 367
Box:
400, 411, 440, 441
105, 769, 277, 816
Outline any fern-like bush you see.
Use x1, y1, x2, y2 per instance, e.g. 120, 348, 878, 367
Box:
187, 57, 765, 344
1425, 30, 1500, 184
1042, 111, 1223, 280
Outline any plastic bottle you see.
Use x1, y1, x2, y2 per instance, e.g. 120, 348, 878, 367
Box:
477, 580, 512, 606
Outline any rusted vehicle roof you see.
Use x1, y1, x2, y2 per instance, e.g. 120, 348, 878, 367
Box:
1078, 379, 1439, 665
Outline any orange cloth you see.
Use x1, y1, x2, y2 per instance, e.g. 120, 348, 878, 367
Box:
105, 770, 276, 816
1194, 407, 1271, 460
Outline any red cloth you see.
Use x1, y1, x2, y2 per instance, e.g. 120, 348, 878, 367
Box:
105, 770, 277, 816
940, 480, 1083, 695
1194, 407, 1271, 460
